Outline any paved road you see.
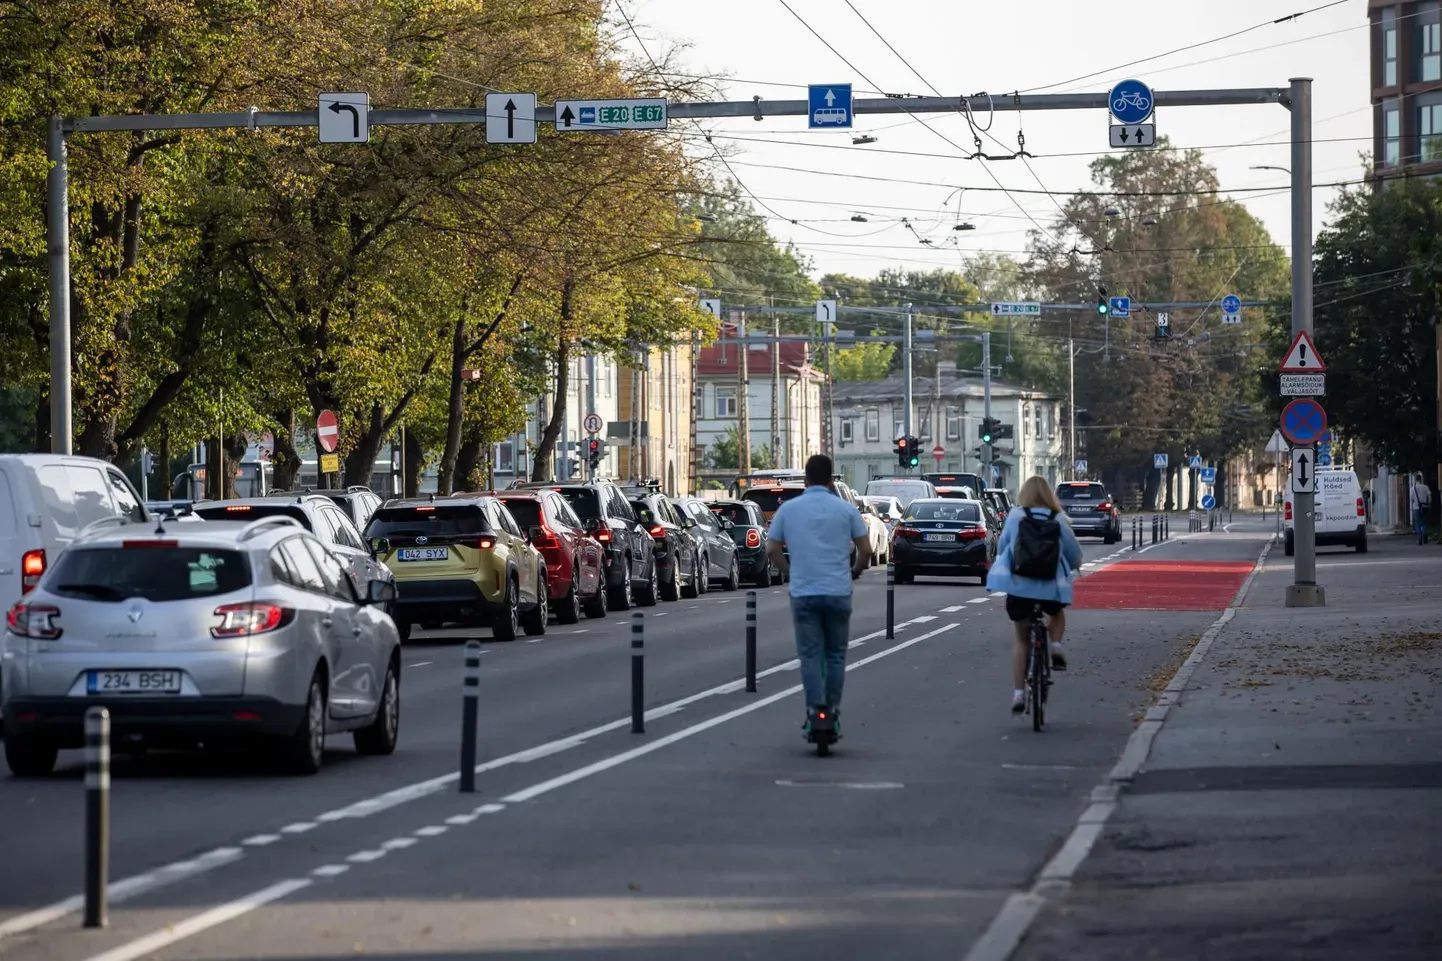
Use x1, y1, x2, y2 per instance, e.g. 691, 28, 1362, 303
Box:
0, 526, 1265, 961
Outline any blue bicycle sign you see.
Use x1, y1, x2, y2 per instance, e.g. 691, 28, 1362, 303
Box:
1109, 79, 1154, 125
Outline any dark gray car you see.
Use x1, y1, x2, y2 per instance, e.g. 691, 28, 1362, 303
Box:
671, 497, 742, 593
1056, 482, 1122, 543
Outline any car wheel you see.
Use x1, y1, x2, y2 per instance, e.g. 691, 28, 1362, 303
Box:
636, 559, 659, 607
611, 558, 634, 611
1356, 536, 1368, 554
660, 553, 681, 602
353, 659, 400, 756
521, 569, 548, 636
1284, 530, 1295, 557
492, 577, 521, 641
4, 733, 58, 778
394, 616, 412, 644
280, 672, 326, 775
894, 566, 915, 585
723, 554, 740, 591
557, 568, 582, 624
681, 554, 702, 599
583, 573, 610, 618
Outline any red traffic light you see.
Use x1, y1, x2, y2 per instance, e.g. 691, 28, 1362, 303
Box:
897, 438, 909, 448
587, 439, 601, 453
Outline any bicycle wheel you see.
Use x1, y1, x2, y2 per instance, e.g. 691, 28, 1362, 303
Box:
1030, 620, 1046, 731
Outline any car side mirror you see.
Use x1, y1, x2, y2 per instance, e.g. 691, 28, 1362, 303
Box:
720, 518, 734, 530
367, 579, 397, 606
681, 516, 696, 529
527, 526, 545, 543
583, 517, 601, 533
369, 536, 391, 556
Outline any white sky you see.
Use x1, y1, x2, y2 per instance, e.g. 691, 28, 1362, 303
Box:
619, 0, 1370, 291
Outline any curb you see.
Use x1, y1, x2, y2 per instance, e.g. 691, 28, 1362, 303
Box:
962, 531, 1275, 961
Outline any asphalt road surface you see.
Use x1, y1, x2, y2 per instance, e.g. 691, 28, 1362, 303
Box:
0, 523, 1268, 961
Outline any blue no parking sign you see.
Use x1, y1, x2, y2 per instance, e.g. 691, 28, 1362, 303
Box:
1280, 399, 1327, 446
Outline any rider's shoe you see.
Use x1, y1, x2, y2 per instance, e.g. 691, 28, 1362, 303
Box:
1011, 691, 1026, 714
1050, 644, 1068, 671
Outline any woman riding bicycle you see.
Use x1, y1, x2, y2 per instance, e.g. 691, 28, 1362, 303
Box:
986, 476, 1084, 714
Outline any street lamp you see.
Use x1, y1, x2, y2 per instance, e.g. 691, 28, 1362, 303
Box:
1250, 164, 1291, 175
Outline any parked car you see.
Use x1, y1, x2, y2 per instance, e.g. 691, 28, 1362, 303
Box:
490, 489, 607, 621
311, 486, 385, 533
510, 481, 658, 610
984, 487, 1013, 514
1283, 467, 1366, 555
924, 472, 985, 499
890, 497, 997, 585
621, 486, 699, 602
191, 494, 394, 604
864, 477, 938, 509
2, 515, 401, 776
863, 495, 905, 531
1055, 481, 1122, 543
852, 493, 891, 566
364, 496, 548, 642
743, 482, 807, 524
704, 499, 778, 587
671, 496, 743, 593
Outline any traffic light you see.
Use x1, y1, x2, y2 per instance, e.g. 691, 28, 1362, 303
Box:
905, 436, 920, 468
1096, 286, 1109, 316
894, 436, 912, 468
586, 438, 604, 470
980, 417, 999, 445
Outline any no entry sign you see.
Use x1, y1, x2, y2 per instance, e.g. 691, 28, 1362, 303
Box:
316, 409, 339, 453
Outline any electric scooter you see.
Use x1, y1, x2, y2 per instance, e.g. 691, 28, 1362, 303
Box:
806, 706, 838, 757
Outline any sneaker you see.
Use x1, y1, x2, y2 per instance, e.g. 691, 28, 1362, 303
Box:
1050, 646, 1068, 671
1011, 692, 1026, 714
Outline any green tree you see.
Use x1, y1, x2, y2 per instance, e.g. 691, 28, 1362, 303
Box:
703, 427, 774, 471
831, 339, 896, 380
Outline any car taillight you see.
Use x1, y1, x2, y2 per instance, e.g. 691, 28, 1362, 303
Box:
1284, 501, 1293, 521
593, 529, 612, 543
212, 602, 292, 637
894, 527, 921, 540
745, 529, 761, 548
21, 549, 45, 593
648, 524, 665, 538
6, 602, 61, 639
533, 526, 561, 550
475, 537, 495, 550
1096, 502, 1113, 512
959, 527, 988, 540
1356, 497, 1366, 517
224, 505, 251, 513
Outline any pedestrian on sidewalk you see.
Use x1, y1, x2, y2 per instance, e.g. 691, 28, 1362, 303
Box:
986, 475, 1084, 714
1409, 472, 1432, 545
766, 453, 872, 737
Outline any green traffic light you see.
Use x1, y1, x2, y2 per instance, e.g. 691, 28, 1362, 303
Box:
1096, 301, 1108, 315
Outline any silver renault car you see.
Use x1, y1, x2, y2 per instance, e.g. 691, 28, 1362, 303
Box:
1, 515, 401, 777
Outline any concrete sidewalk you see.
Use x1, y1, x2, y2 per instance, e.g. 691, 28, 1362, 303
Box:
1015, 532, 1442, 960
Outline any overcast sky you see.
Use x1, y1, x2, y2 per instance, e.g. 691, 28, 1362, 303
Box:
618, 0, 1369, 291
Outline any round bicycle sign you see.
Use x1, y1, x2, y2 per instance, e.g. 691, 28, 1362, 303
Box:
1108, 79, 1154, 125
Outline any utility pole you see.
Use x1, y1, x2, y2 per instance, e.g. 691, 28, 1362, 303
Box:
1287, 77, 1323, 608
824, 324, 836, 461
737, 313, 751, 476
586, 352, 597, 482
902, 304, 914, 447
982, 331, 993, 484
689, 331, 700, 494
1068, 334, 1077, 480
771, 316, 782, 468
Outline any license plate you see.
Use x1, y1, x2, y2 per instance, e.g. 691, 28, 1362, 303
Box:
87, 670, 182, 695
398, 547, 449, 562
923, 532, 954, 542
1069, 506, 1093, 513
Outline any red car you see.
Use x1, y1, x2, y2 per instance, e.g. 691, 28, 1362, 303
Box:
490, 490, 608, 622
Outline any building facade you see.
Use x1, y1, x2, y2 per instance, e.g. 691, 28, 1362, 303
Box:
830, 364, 1066, 493
1371, 1, 1442, 180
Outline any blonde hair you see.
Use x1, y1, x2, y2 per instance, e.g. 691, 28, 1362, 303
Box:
1016, 475, 1065, 514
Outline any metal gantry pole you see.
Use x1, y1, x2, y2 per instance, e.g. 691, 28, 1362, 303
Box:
586, 352, 598, 482
982, 332, 993, 483
1068, 335, 1076, 480
47, 114, 72, 455
1287, 77, 1323, 607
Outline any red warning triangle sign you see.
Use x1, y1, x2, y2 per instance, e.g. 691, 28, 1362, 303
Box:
1278, 331, 1326, 373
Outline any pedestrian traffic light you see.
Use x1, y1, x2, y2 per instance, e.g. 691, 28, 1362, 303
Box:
586, 438, 604, 469
1096, 286, 1109, 316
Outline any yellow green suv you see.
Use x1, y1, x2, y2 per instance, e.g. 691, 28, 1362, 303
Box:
363, 497, 548, 642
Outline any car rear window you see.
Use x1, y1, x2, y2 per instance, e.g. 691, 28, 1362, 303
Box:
193, 503, 313, 530
710, 503, 752, 526
1057, 484, 1106, 501
744, 488, 805, 514
365, 504, 490, 537
905, 501, 981, 523
554, 488, 601, 521
47, 546, 252, 602
497, 498, 542, 530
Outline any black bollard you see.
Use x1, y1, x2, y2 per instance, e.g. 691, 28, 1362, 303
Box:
459, 640, 481, 793
745, 591, 757, 693
886, 561, 895, 639
1152, 514, 1158, 544
84, 706, 109, 928
631, 612, 644, 734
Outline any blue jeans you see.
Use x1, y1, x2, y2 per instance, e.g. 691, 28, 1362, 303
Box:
1415, 509, 1428, 545
791, 594, 852, 709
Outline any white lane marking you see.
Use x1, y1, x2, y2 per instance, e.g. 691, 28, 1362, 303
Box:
311, 865, 350, 878
940, 605, 966, 612
413, 825, 448, 837
645, 704, 684, 720
1081, 562, 1098, 569
381, 837, 418, 851
570, 629, 589, 634
279, 822, 315, 834
774, 780, 904, 789
407, 660, 433, 668
83, 878, 312, 961
967, 597, 989, 604
716, 598, 732, 603
7, 625, 892, 942
653, 611, 668, 617
75, 623, 962, 961
525, 638, 543, 644
911, 615, 937, 623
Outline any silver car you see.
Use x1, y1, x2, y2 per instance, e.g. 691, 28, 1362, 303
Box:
1, 515, 401, 777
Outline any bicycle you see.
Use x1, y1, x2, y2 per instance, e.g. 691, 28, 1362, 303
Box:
1025, 601, 1052, 731
1111, 92, 1151, 114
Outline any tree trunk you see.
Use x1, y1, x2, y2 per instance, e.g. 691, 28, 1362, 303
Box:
404, 429, 423, 497
437, 315, 468, 495
455, 424, 486, 492
270, 410, 301, 491
223, 432, 248, 498
158, 424, 172, 499
33, 391, 49, 454
530, 341, 571, 483
1164, 464, 1176, 511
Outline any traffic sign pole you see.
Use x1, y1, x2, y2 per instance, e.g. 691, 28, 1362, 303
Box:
1287, 77, 1323, 608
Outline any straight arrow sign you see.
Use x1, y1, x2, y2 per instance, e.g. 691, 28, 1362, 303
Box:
1290, 447, 1316, 494
485, 92, 537, 144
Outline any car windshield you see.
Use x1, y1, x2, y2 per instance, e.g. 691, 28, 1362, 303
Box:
194, 503, 312, 531
365, 504, 489, 537
709, 503, 752, 526
498, 498, 542, 529
48, 546, 252, 602
554, 488, 601, 521
1058, 484, 1106, 501
744, 488, 806, 514
905, 502, 981, 523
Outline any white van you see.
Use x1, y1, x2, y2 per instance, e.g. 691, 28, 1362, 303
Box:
864, 478, 938, 510
1283, 467, 1366, 555
0, 455, 150, 614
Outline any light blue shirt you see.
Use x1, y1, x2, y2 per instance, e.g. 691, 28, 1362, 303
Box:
985, 506, 1085, 604
768, 485, 867, 598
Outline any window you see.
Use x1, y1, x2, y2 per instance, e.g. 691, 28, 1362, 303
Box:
1023, 404, 1032, 439
1046, 405, 1055, 441
945, 407, 961, 441
302, 536, 354, 601
67, 466, 117, 527
893, 419, 905, 441
715, 388, 737, 418
105, 469, 145, 523
50, 546, 251, 601
1382, 7, 1398, 86
840, 418, 854, 444
495, 441, 514, 474
865, 409, 880, 442
326, 509, 365, 551
278, 538, 327, 594
1384, 99, 1401, 167
1035, 403, 1043, 441
1420, 95, 1442, 162
1420, 3, 1441, 83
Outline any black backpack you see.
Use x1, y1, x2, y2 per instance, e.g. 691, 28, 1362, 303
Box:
1012, 508, 1062, 580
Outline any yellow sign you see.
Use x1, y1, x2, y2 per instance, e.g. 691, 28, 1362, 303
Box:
320, 453, 340, 474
